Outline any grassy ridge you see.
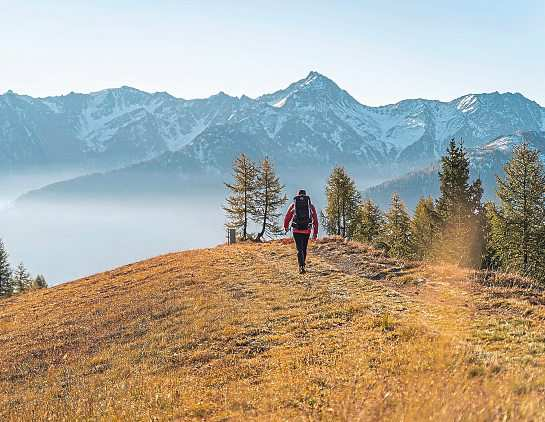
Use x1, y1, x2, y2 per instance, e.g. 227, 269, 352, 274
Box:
1, 239, 545, 420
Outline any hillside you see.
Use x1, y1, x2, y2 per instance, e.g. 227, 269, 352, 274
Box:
1, 238, 545, 420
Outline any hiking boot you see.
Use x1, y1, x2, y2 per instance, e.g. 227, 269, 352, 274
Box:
299, 266, 304, 274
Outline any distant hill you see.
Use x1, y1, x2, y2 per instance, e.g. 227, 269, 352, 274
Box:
1, 238, 544, 420
364, 130, 545, 210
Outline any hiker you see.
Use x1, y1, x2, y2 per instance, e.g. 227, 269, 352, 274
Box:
283, 190, 318, 274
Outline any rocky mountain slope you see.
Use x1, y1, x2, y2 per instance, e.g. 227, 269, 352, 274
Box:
364, 130, 545, 210
1, 238, 545, 420
0, 86, 246, 172
3, 72, 544, 183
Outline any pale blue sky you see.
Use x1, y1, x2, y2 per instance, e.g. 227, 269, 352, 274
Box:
1, 0, 544, 106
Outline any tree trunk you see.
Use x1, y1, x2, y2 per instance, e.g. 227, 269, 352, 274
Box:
243, 166, 248, 240
257, 182, 269, 242
522, 161, 529, 273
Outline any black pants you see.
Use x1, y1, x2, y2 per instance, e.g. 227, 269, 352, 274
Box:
293, 232, 310, 268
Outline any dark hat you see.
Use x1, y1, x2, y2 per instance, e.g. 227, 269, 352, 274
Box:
298, 189, 306, 196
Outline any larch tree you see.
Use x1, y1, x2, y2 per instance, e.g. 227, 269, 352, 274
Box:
32, 274, 48, 289
412, 196, 441, 260
0, 239, 12, 297
382, 193, 414, 259
253, 158, 288, 242
354, 199, 384, 244
224, 153, 259, 241
491, 143, 545, 278
481, 201, 502, 270
436, 139, 484, 267
11, 262, 32, 294
323, 167, 361, 239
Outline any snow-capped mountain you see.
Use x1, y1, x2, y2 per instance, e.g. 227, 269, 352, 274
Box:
0, 86, 247, 172
3, 71, 545, 177
364, 131, 545, 211
5, 72, 545, 204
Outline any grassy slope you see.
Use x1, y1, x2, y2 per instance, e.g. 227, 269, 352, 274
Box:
1, 238, 545, 421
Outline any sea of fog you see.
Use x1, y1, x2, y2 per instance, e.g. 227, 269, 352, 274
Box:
0, 171, 379, 287
0, 199, 226, 286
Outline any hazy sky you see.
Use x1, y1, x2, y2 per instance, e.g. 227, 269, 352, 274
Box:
1, 0, 544, 106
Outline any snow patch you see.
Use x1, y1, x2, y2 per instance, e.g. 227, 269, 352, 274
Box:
481, 135, 523, 152
457, 95, 478, 113
272, 97, 287, 108
304, 74, 318, 86
42, 101, 62, 114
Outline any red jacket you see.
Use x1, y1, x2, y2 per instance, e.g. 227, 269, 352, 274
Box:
284, 201, 319, 237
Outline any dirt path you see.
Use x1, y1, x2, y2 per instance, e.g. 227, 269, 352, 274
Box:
310, 239, 475, 339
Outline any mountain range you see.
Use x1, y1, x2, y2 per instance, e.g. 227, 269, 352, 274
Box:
364, 130, 545, 210
2, 71, 545, 202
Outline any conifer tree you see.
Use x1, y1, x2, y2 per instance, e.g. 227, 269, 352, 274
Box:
491, 143, 545, 278
382, 193, 414, 259
354, 199, 384, 244
253, 158, 288, 241
32, 274, 48, 289
0, 239, 12, 297
412, 196, 441, 260
481, 202, 502, 270
11, 262, 32, 294
224, 153, 258, 240
323, 167, 361, 238
437, 140, 471, 218
436, 139, 484, 267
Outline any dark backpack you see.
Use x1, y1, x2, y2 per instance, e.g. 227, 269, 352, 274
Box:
292, 195, 312, 230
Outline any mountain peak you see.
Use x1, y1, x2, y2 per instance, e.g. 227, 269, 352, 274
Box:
86, 86, 149, 99
301, 71, 338, 89
453, 91, 543, 116
258, 71, 350, 108
304, 70, 326, 80
208, 91, 237, 102
119, 85, 143, 92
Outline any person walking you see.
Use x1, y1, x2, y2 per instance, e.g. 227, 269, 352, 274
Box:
283, 190, 318, 274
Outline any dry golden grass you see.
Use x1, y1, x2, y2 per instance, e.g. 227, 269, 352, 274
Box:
1, 238, 545, 421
